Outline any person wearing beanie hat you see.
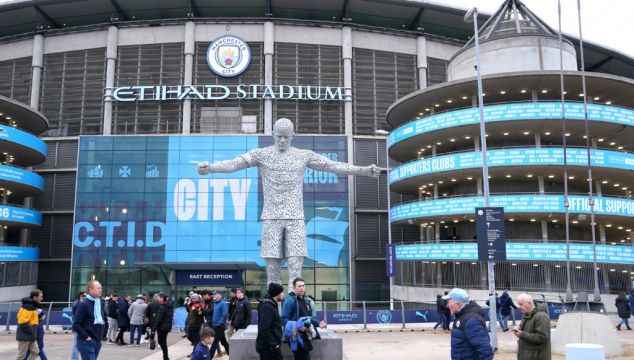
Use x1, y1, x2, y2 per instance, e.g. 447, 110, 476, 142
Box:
256, 283, 285, 359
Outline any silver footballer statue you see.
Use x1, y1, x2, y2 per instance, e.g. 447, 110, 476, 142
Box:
197, 118, 380, 290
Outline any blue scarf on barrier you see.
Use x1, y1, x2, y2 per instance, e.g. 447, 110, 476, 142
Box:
284, 316, 314, 351
86, 294, 104, 325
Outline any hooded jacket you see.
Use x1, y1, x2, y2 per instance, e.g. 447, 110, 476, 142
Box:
16, 297, 39, 342
450, 302, 494, 360
117, 298, 130, 327
256, 296, 283, 353
517, 304, 551, 360
212, 297, 228, 328
616, 296, 632, 319
499, 292, 517, 316
128, 298, 148, 326
152, 301, 174, 332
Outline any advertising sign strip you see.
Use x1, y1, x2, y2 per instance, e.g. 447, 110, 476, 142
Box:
386, 243, 396, 277
0, 125, 47, 157
0, 205, 42, 226
175, 270, 243, 286
0, 164, 45, 191
395, 243, 634, 265
389, 148, 634, 184
388, 102, 634, 147
0, 246, 39, 261
390, 195, 634, 221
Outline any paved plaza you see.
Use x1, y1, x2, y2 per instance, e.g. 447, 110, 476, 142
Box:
1, 318, 633, 359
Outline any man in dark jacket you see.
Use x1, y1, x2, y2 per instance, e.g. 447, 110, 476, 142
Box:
514, 293, 551, 360
152, 293, 174, 360
105, 294, 119, 343
146, 294, 161, 346
231, 288, 252, 331
615, 291, 632, 330
500, 290, 518, 327
115, 295, 131, 345
486, 293, 508, 332
433, 294, 447, 332
16, 290, 43, 360
226, 288, 239, 338
72, 280, 105, 360
445, 288, 494, 360
187, 293, 206, 354
210, 290, 230, 357
257, 283, 285, 360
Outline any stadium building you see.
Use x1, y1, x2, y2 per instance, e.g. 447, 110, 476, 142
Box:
0, 0, 631, 304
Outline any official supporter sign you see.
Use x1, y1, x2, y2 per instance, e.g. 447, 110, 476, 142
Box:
111, 34, 345, 102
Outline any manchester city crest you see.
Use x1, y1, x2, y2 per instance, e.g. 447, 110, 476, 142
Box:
206, 35, 251, 77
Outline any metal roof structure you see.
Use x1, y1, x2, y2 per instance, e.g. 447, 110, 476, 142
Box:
0, 0, 633, 78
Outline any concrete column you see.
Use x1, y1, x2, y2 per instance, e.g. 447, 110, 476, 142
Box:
476, 178, 483, 195
542, 218, 553, 291
431, 144, 436, 156
30, 34, 44, 109
474, 136, 480, 151
538, 176, 545, 193
599, 225, 606, 243
181, 22, 195, 134
433, 183, 438, 199
342, 27, 353, 136
535, 132, 541, 148
102, 26, 118, 135
264, 22, 275, 135
595, 182, 602, 197
21, 34, 45, 246
471, 95, 477, 107
591, 138, 598, 149
416, 37, 428, 90
531, 90, 538, 102
541, 220, 548, 242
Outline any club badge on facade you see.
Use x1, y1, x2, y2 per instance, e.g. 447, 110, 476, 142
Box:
206, 35, 251, 77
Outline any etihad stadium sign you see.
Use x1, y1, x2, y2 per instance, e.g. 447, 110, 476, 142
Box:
111, 34, 346, 102
111, 84, 345, 102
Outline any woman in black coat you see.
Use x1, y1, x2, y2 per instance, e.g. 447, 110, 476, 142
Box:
116, 295, 131, 345
615, 292, 632, 330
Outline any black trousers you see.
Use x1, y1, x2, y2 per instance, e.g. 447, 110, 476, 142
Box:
259, 346, 283, 360
188, 325, 201, 349
116, 326, 128, 343
210, 325, 229, 355
293, 346, 311, 360
157, 330, 169, 360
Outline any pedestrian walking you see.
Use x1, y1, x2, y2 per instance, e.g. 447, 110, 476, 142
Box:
444, 288, 493, 360
72, 280, 105, 360
231, 288, 252, 332
281, 278, 327, 360
514, 293, 551, 360
201, 291, 221, 357
115, 295, 131, 345
151, 293, 174, 360
433, 293, 447, 332
128, 294, 149, 346
25, 309, 48, 360
146, 293, 161, 348
210, 290, 230, 358
226, 288, 238, 338
486, 293, 508, 331
256, 283, 285, 360
500, 290, 518, 327
444, 291, 452, 331
187, 293, 206, 355
615, 291, 632, 331
71, 292, 86, 359
105, 294, 119, 344
16, 289, 43, 360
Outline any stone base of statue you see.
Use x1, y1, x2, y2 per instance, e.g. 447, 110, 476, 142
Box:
229, 325, 343, 360
552, 311, 623, 357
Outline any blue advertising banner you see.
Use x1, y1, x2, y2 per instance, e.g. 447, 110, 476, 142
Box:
389, 148, 634, 184
72, 136, 350, 268
0, 125, 47, 156
0, 164, 45, 191
391, 195, 634, 221
175, 270, 243, 286
395, 242, 634, 264
388, 102, 634, 147
0, 205, 42, 226
0, 246, 39, 261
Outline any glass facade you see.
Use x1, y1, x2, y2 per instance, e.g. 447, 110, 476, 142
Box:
71, 135, 350, 300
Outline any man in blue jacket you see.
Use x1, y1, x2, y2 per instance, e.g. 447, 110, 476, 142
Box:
209, 290, 230, 357
72, 280, 105, 360
281, 278, 326, 360
444, 288, 494, 360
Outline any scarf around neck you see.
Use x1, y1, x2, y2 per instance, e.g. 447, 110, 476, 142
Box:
86, 294, 104, 325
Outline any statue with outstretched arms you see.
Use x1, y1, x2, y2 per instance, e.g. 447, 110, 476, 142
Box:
197, 118, 381, 290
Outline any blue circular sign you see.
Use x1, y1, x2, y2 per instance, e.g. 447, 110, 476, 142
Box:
206, 35, 252, 78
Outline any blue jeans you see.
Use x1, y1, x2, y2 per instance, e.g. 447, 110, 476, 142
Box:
488, 311, 507, 331
71, 332, 80, 360
130, 324, 143, 345
617, 317, 630, 328
76, 338, 101, 360
26, 346, 48, 360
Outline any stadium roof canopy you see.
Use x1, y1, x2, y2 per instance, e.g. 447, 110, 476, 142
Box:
0, 0, 633, 78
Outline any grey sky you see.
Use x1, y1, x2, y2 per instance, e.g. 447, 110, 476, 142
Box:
426, 0, 634, 57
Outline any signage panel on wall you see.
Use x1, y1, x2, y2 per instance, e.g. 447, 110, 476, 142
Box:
175, 270, 243, 286
0, 246, 39, 261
